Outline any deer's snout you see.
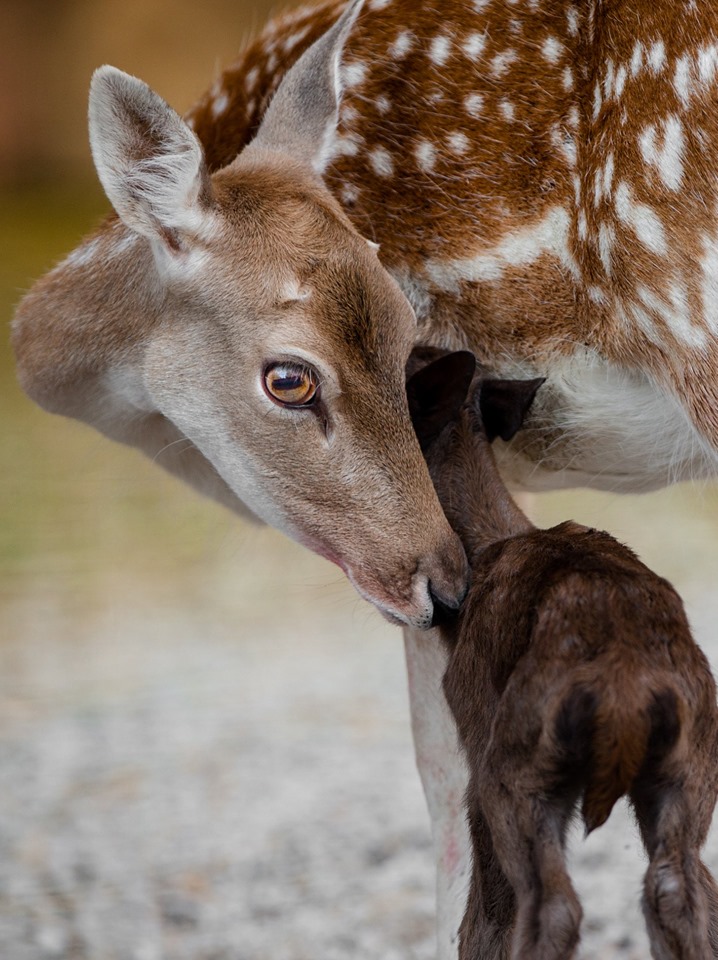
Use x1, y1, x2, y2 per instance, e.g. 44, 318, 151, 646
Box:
410, 534, 469, 630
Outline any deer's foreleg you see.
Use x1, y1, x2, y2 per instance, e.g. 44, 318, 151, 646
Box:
404, 628, 471, 960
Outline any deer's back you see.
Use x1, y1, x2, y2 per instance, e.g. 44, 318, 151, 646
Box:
460, 522, 709, 696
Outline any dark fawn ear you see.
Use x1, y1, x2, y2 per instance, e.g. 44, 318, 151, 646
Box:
478, 377, 546, 442
406, 351, 477, 450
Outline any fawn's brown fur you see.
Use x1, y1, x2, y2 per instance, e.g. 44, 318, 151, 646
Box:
407, 349, 718, 960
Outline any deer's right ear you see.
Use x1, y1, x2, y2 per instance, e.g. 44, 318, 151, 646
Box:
406, 351, 476, 451
478, 377, 546, 442
89, 66, 213, 252
245, 0, 365, 175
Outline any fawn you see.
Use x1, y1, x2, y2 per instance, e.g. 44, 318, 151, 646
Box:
407, 347, 718, 960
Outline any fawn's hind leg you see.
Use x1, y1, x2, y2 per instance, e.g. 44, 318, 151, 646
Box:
633, 784, 717, 958
477, 741, 582, 960
632, 752, 718, 958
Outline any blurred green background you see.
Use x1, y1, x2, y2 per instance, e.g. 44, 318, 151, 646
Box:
1, 5, 718, 958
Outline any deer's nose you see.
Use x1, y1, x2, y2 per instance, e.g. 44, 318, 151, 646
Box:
429, 579, 467, 627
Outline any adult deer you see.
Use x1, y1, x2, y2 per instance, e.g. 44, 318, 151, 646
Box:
11, 0, 718, 956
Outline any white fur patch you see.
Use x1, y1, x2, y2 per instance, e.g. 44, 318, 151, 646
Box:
425, 206, 575, 290
495, 348, 718, 492
462, 31, 487, 60
430, 34, 452, 66
369, 146, 394, 177
639, 116, 685, 191
415, 139, 437, 172
614, 181, 668, 256
390, 29, 414, 59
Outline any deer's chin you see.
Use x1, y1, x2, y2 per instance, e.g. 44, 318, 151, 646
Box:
344, 568, 437, 631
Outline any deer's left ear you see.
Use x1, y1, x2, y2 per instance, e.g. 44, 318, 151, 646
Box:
406, 351, 476, 450
478, 377, 546, 442
244, 0, 364, 175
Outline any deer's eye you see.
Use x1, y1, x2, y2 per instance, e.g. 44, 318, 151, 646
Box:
263, 362, 319, 407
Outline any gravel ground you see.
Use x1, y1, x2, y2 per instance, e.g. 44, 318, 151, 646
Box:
2, 504, 718, 960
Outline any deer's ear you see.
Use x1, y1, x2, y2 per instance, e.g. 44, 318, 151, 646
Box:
478, 378, 546, 442
246, 0, 364, 175
406, 351, 476, 450
89, 66, 213, 251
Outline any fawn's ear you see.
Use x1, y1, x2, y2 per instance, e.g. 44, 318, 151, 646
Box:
245, 0, 364, 175
478, 377, 546, 442
406, 351, 477, 450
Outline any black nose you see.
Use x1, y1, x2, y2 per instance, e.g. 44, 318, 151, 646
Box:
429, 582, 464, 628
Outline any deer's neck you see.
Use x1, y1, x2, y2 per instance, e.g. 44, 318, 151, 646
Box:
438, 427, 535, 563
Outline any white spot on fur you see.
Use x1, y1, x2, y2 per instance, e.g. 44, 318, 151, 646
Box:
578, 211, 588, 240
390, 29, 414, 59
430, 34, 452, 66
614, 65, 627, 97
340, 103, 360, 124
606, 60, 617, 98
369, 146, 394, 177
631, 42, 644, 77
415, 139, 437, 172
698, 43, 718, 86
342, 61, 368, 87
615, 181, 668, 256
542, 36, 563, 64
327, 131, 364, 160
593, 167, 604, 207
491, 49, 517, 78
500, 99, 515, 121
340, 182, 360, 205
369, 0, 392, 8
447, 131, 470, 155
212, 92, 229, 117
464, 93, 484, 117
648, 41, 666, 73
572, 174, 581, 205
562, 66, 574, 91
639, 116, 685, 191
245, 66, 259, 93
282, 25, 311, 53
603, 152, 615, 197
598, 221, 615, 275
637, 282, 705, 347
566, 6, 579, 37
462, 31, 487, 60
375, 95, 391, 115
592, 83, 602, 120
425, 206, 575, 290
674, 55, 692, 105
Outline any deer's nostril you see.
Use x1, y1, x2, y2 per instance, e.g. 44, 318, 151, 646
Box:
428, 580, 465, 627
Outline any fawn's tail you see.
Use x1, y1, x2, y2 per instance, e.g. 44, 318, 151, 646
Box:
553, 679, 683, 834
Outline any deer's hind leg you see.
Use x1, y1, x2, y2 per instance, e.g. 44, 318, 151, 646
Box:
477, 732, 583, 960
631, 695, 718, 958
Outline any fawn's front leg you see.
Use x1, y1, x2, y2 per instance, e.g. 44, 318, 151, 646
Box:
404, 628, 471, 960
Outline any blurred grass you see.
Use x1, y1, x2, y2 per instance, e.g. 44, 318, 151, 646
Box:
0, 182, 246, 613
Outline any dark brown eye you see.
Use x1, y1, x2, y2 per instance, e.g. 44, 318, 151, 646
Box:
264, 362, 319, 407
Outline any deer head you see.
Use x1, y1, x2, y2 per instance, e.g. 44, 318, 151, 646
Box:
11, 0, 468, 628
